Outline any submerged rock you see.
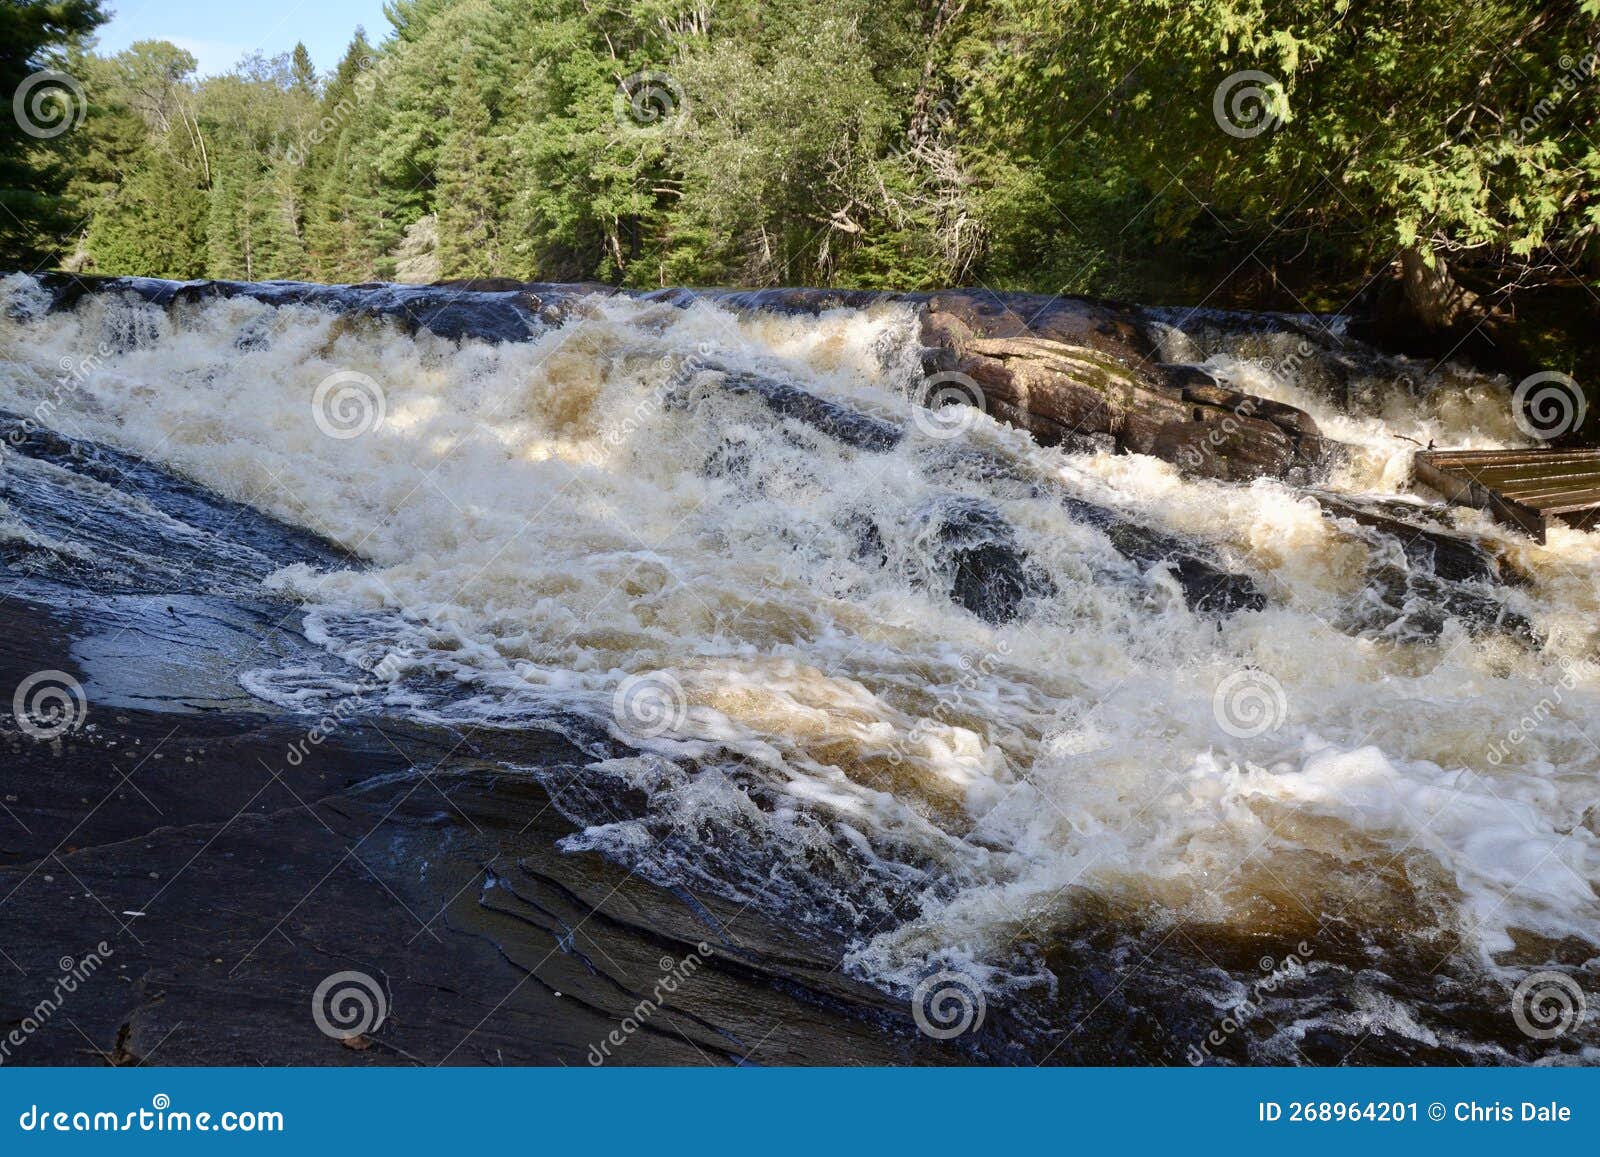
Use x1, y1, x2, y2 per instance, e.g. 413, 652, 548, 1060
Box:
916, 498, 1056, 624
1311, 492, 1536, 641
710, 371, 903, 452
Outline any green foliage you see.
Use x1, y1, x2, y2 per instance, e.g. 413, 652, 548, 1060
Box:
85, 140, 205, 276
9, 0, 1598, 362
0, 0, 107, 267
435, 47, 499, 277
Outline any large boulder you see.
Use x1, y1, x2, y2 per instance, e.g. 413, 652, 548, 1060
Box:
920, 289, 1328, 483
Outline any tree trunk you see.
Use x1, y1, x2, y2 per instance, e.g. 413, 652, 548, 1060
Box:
1400, 246, 1477, 333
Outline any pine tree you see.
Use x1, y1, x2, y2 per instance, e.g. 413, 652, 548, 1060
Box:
204, 156, 250, 277
302, 31, 373, 280
434, 47, 498, 278
0, 0, 108, 267
289, 42, 316, 96
85, 141, 206, 276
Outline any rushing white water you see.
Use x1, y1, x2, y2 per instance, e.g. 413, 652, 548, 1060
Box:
2, 276, 1598, 1039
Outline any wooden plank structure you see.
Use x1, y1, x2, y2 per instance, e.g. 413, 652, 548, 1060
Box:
1414, 448, 1600, 543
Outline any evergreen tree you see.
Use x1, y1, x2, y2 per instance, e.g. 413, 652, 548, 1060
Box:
302, 30, 375, 280
84, 140, 206, 276
0, 0, 106, 267
290, 42, 316, 96
435, 47, 498, 277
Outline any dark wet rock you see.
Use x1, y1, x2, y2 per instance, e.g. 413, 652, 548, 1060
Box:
843, 509, 888, 569
711, 372, 902, 452
1310, 493, 1536, 641
1056, 493, 1266, 615
0, 587, 963, 1066
1310, 491, 1514, 585
917, 498, 1055, 624
34, 272, 603, 345
1359, 566, 1537, 643
1, 412, 355, 583
703, 436, 754, 480
638, 286, 909, 315
1149, 554, 1268, 615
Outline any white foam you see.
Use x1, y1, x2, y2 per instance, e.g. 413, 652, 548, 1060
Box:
2, 276, 1598, 992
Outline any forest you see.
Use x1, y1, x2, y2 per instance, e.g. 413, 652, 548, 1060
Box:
3, 0, 1598, 376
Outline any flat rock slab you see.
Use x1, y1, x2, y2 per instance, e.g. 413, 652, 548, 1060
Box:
0, 595, 961, 1066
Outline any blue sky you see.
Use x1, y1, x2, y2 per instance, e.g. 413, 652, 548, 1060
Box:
93, 0, 392, 77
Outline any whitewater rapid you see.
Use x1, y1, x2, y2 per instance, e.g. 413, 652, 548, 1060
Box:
1, 275, 1597, 1054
